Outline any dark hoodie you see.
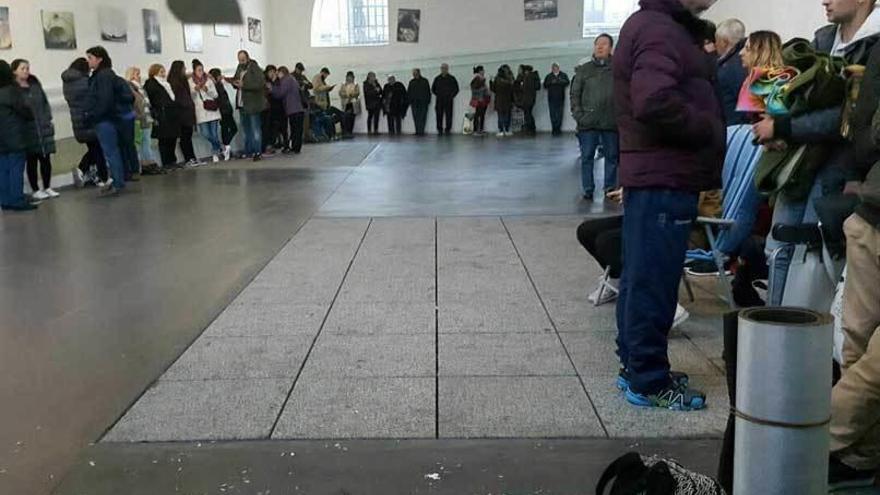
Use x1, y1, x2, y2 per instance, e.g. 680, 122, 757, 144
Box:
62, 68, 96, 143
0, 85, 33, 154
613, 0, 724, 192
19, 76, 56, 155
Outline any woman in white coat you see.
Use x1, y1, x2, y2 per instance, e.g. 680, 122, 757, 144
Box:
190, 59, 223, 162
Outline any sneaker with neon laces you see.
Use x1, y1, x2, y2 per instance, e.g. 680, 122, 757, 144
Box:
625, 382, 707, 411
617, 368, 689, 392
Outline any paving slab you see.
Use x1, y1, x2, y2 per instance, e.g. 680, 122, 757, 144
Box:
543, 296, 619, 333
584, 374, 729, 438
438, 300, 552, 333
322, 302, 436, 335
439, 376, 605, 438
161, 336, 314, 381
439, 332, 575, 376
301, 333, 434, 378
203, 303, 327, 337
272, 377, 435, 439
103, 379, 290, 442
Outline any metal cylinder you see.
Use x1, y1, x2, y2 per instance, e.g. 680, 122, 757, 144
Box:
734, 307, 833, 495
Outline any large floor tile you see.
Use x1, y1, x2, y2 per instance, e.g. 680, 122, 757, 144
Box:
323, 302, 436, 335
439, 332, 574, 376
301, 333, 434, 377
161, 336, 314, 381
438, 300, 552, 333
204, 303, 327, 337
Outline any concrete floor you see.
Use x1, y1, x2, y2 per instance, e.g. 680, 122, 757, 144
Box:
0, 135, 867, 494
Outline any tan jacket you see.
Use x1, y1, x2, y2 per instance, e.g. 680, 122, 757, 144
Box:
339, 82, 361, 113
312, 74, 332, 109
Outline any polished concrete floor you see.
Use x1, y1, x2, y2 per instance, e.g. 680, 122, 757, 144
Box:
1, 135, 866, 494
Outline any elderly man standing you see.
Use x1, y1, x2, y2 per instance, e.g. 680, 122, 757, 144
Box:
432, 63, 459, 136
715, 19, 748, 125
613, 0, 724, 411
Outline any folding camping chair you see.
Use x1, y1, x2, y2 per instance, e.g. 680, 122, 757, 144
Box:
683, 125, 764, 309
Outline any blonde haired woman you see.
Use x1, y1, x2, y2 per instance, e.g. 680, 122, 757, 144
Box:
125, 66, 157, 169
143, 63, 181, 168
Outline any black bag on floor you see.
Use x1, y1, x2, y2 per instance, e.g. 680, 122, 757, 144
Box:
597, 452, 727, 495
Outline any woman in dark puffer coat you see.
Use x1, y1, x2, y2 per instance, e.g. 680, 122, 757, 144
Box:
0, 59, 36, 211
12, 59, 57, 200
62, 57, 108, 186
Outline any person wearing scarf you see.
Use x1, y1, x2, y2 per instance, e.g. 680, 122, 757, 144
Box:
143, 63, 181, 168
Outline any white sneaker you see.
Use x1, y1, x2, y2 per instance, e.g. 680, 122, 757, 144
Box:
212, 154, 220, 163
32, 190, 50, 200
671, 304, 690, 329
45, 188, 60, 198
588, 278, 619, 305
100, 178, 114, 191
223, 145, 232, 161
72, 167, 84, 188
186, 159, 201, 168
497, 132, 505, 138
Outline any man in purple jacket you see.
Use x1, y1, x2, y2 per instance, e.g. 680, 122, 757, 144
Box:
613, 0, 724, 411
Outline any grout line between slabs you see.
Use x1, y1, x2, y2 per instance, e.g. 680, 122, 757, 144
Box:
499, 216, 610, 438
434, 216, 440, 439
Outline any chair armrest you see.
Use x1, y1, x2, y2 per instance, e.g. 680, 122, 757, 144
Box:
696, 217, 736, 228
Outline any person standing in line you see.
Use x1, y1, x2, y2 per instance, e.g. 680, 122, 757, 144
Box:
12, 59, 57, 200
168, 60, 199, 167
469, 66, 491, 137
514, 65, 541, 136
144, 64, 181, 169
190, 60, 223, 163
714, 19, 748, 125
432, 63, 459, 135
338, 71, 361, 138
85, 46, 130, 196
125, 67, 158, 172
408, 68, 431, 136
544, 62, 570, 136
263, 65, 287, 154
491, 64, 515, 137
293, 62, 314, 142
312, 67, 335, 110
62, 58, 108, 187
209, 68, 237, 160
231, 50, 267, 162
363, 72, 384, 136
571, 33, 618, 200
383, 75, 408, 136
0, 59, 37, 211
271, 66, 306, 154
613, 0, 723, 411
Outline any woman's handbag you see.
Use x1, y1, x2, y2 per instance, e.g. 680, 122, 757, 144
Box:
197, 89, 219, 112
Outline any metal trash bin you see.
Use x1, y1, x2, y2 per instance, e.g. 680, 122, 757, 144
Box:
734, 307, 833, 495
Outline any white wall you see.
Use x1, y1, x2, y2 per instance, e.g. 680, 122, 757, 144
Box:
707, 0, 827, 41
1, 0, 270, 140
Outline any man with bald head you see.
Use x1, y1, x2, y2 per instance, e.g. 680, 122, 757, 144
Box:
432, 63, 459, 135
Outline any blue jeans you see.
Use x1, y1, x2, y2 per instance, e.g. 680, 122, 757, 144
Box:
577, 130, 619, 195
616, 188, 699, 394
497, 110, 511, 132
95, 120, 126, 189
198, 120, 223, 154
239, 111, 262, 156
135, 123, 156, 164
0, 152, 26, 207
765, 164, 846, 305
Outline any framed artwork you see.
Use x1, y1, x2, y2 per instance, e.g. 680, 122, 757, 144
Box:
183, 24, 203, 52
41, 11, 77, 50
397, 9, 420, 43
524, 0, 558, 21
214, 24, 232, 37
142, 9, 161, 54
0, 7, 11, 49
247, 17, 262, 44
98, 6, 127, 42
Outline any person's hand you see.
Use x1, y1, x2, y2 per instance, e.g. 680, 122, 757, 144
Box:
232, 79, 242, 88
606, 187, 623, 204
752, 114, 775, 143
844, 181, 863, 196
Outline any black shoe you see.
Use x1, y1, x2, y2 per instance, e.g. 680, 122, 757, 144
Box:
2, 203, 38, 211
684, 259, 730, 277
829, 455, 876, 492
253, 154, 262, 162
583, 192, 594, 201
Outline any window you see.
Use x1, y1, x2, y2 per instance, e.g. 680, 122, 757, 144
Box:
311, 0, 389, 47
582, 0, 639, 38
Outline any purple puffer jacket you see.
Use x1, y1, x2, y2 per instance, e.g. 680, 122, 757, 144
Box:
613, 0, 724, 192
271, 75, 305, 116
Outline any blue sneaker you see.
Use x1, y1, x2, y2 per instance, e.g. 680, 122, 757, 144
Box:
616, 368, 689, 392
625, 382, 707, 411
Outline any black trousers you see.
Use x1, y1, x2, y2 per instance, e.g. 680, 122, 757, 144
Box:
436, 99, 454, 134
522, 104, 536, 134
220, 112, 238, 146
26, 153, 52, 191
367, 109, 381, 134
79, 140, 109, 182
576, 216, 624, 279
473, 106, 487, 133
273, 108, 288, 147
411, 102, 429, 135
287, 113, 305, 153
179, 126, 196, 161
158, 137, 179, 166
343, 104, 357, 135
387, 114, 403, 135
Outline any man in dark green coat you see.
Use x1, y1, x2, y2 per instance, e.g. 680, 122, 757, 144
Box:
571, 34, 617, 199
232, 50, 267, 161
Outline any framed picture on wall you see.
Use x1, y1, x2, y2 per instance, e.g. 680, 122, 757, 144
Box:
524, 0, 558, 21
41, 11, 77, 50
98, 6, 127, 42
214, 24, 232, 37
183, 24, 203, 53
142, 9, 161, 54
0, 7, 11, 49
397, 9, 420, 43
247, 17, 262, 44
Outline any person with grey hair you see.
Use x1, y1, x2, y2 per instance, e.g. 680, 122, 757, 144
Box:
715, 18, 748, 125
543, 62, 570, 136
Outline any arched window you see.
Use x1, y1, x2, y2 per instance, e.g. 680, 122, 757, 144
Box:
583, 0, 639, 38
311, 0, 390, 47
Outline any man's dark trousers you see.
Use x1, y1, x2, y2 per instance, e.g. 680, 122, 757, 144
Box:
436, 99, 454, 134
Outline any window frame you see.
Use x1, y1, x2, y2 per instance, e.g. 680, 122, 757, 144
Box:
311, 0, 390, 48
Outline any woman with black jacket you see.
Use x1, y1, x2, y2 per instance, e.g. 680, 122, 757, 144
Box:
363, 72, 383, 135
209, 68, 237, 160
0, 59, 36, 211
383, 75, 408, 136
168, 60, 199, 166
144, 64, 181, 168
12, 59, 57, 200
62, 57, 108, 186
85, 46, 131, 195
491, 65, 515, 137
